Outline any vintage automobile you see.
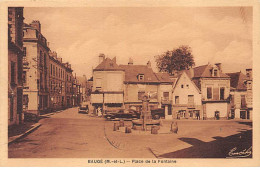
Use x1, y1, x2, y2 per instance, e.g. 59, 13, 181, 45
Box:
78, 103, 89, 114
151, 108, 165, 119
104, 109, 140, 121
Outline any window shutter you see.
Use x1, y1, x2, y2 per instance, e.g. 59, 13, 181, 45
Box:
213, 87, 219, 100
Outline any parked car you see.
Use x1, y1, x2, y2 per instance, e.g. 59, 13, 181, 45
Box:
78, 103, 89, 114
151, 108, 165, 119
105, 109, 140, 121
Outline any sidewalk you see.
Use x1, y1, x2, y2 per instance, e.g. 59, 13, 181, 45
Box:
8, 122, 41, 144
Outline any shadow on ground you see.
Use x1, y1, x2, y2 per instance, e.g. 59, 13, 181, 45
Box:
8, 122, 35, 137
159, 129, 252, 158
238, 121, 252, 127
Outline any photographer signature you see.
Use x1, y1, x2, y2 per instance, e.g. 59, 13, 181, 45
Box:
228, 146, 252, 158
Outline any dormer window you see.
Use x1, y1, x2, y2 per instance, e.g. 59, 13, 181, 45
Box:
213, 69, 218, 77
138, 74, 144, 81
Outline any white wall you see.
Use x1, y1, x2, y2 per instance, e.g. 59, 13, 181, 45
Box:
93, 71, 124, 92
206, 103, 228, 118
201, 79, 230, 101
173, 72, 201, 105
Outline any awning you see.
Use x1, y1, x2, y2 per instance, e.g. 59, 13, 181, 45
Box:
91, 94, 103, 103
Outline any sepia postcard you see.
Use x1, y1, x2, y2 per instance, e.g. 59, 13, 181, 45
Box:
0, 0, 260, 167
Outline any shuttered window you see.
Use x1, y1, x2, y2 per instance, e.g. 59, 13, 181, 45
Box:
213, 87, 219, 100
207, 87, 212, 99
241, 95, 246, 108
220, 87, 225, 100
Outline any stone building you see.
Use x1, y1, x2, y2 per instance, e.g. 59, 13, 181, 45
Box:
172, 70, 203, 120
91, 55, 125, 112
120, 60, 173, 118
49, 51, 68, 111
155, 72, 175, 119
86, 77, 93, 102
65, 63, 73, 108
23, 21, 50, 115
72, 76, 82, 107
227, 69, 252, 120
8, 7, 24, 125
191, 63, 231, 119
91, 55, 174, 118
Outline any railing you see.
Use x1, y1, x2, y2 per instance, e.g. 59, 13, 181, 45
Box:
173, 103, 196, 108
161, 97, 172, 105
187, 103, 195, 108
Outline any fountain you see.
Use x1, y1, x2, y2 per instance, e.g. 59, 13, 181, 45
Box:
132, 94, 160, 131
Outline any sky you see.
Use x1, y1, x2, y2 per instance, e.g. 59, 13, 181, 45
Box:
24, 7, 252, 78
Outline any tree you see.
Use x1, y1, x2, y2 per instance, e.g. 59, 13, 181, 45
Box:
155, 45, 195, 75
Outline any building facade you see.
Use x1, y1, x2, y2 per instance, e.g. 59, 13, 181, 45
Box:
23, 21, 50, 115
90, 54, 255, 121
65, 63, 73, 108
8, 7, 24, 125
23, 20, 77, 114
91, 55, 125, 113
49, 51, 68, 111
191, 63, 231, 119
172, 70, 203, 120
227, 69, 252, 120
91, 56, 174, 118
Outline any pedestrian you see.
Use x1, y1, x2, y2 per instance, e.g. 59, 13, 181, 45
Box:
97, 107, 102, 117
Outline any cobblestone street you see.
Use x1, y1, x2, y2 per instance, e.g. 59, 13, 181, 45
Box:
9, 107, 252, 158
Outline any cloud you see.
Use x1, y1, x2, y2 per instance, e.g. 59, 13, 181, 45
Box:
190, 39, 218, 66
213, 40, 252, 73
23, 7, 252, 77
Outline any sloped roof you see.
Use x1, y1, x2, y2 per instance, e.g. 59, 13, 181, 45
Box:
226, 72, 247, 90
155, 72, 174, 83
193, 65, 208, 77
173, 70, 201, 93
93, 58, 124, 71
119, 65, 159, 83
193, 64, 229, 78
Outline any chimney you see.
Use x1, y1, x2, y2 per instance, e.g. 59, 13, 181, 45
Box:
147, 61, 151, 68
99, 53, 105, 64
30, 20, 41, 33
188, 66, 194, 78
215, 63, 222, 72
128, 58, 133, 65
246, 68, 252, 80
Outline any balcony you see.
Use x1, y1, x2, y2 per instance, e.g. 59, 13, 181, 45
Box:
187, 103, 195, 109
161, 97, 172, 105
173, 103, 196, 108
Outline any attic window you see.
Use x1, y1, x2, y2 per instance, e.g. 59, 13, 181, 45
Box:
138, 74, 144, 81
213, 69, 218, 77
